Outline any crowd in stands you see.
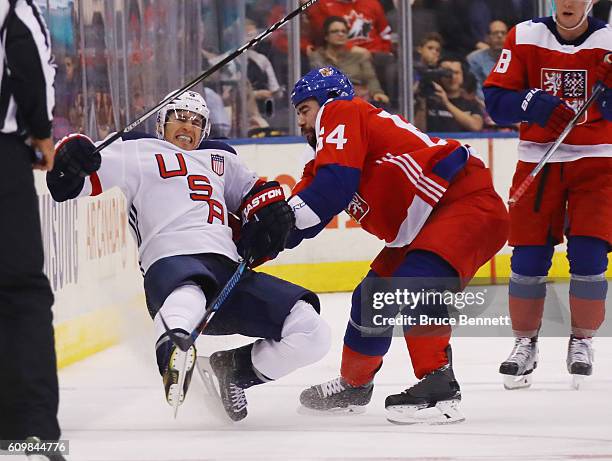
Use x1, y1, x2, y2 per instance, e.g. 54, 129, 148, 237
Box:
49, 0, 612, 140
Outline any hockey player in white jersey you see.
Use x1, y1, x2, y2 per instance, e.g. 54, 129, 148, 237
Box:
46, 91, 331, 421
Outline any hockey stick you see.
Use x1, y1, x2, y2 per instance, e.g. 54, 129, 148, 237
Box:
92, 0, 319, 155
163, 255, 251, 417
508, 55, 611, 206
160, 255, 253, 353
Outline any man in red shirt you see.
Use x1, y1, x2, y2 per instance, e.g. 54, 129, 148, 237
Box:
272, 66, 508, 424
307, 0, 392, 53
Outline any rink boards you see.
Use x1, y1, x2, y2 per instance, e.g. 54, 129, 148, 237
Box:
33, 134, 611, 367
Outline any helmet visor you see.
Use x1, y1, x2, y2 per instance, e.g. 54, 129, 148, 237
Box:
166, 109, 205, 129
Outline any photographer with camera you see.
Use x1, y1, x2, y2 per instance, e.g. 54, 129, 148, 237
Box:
414, 57, 484, 133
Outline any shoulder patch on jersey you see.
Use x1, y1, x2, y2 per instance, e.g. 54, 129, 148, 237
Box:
120, 131, 157, 141
210, 153, 225, 176
198, 139, 238, 155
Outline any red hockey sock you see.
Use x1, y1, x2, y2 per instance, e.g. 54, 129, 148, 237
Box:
569, 277, 606, 337
404, 325, 451, 379
340, 345, 382, 387
508, 294, 545, 337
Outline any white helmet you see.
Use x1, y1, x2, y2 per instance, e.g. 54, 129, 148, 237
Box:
156, 90, 211, 145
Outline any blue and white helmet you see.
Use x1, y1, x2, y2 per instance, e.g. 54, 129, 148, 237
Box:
291, 66, 355, 107
156, 90, 211, 144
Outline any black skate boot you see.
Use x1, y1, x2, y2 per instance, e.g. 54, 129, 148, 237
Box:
209, 343, 267, 421
299, 377, 373, 413
385, 346, 464, 425
567, 335, 594, 390
499, 336, 538, 390
156, 329, 197, 412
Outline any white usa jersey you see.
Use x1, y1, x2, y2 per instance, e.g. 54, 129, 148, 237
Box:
78, 133, 258, 273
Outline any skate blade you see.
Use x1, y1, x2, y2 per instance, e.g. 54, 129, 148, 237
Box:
167, 346, 196, 417
502, 373, 533, 390
195, 356, 235, 423
297, 404, 367, 416
386, 399, 465, 425
571, 374, 586, 390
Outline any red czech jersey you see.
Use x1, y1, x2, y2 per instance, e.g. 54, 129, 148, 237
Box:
484, 18, 612, 163
293, 97, 489, 248
306, 0, 392, 53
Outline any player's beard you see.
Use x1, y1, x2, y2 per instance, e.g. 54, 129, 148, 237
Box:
303, 128, 317, 149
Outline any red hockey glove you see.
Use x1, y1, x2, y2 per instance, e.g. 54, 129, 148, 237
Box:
594, 53, 612, 89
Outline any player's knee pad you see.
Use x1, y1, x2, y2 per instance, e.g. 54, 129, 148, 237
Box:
567, 236, 609, 276
511, 245, 555, 277
152, 284, 207, 341
281, 300, 331, 363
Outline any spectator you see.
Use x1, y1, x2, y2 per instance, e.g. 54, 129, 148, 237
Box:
245, 19, 283, 115
306, 0, 393, 53
594, 0, 611, 23
437, 0, 489, 58
54, 55, 82, 138
310, 16, 389, 104
414, 33, 443, 82
265, 0, 315, 85
467, 20, 508, 100
203, 87, 231, 138
415, 57, 484, 132
306, 0, 396, 104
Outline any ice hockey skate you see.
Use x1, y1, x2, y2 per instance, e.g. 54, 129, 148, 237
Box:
385, 360, 464, 425
156, 330, 197, 415
299, 377, 373, 414
499, 336, 538, 390
567, 336, 594, 390
208, 344, 266, 422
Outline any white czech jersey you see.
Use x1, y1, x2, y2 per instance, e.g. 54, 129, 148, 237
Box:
79, 135, 258, 273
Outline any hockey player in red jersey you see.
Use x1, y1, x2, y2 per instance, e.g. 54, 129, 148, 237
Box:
484, 0, 611, 390
45, 91, 332, 421
279, 66, 509, 424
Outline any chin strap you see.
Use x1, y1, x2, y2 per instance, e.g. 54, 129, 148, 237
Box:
551, 0, 594, 32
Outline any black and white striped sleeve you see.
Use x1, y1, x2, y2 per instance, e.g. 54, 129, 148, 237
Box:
0, 0, 55, 138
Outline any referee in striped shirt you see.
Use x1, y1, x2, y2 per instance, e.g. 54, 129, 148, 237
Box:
0, 1, 64, 458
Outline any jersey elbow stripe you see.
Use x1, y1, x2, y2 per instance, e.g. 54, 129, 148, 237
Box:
383, 157, 441, 203
399, 154, 447, 193
382, 155, 446, 203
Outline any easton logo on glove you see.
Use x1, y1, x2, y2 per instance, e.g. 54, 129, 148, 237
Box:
241, 183, 286, 222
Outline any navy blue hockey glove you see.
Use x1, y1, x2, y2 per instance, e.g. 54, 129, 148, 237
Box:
47, 134, 101, 202
521, 89, 574, 137
52, 133, 101, 178
237, 181, 295, 263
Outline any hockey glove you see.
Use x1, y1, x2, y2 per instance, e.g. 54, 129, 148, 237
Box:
53, 133, 101, 178
521, 89, 574, 137
594, 53, 612, 89
237, 181, 295, 263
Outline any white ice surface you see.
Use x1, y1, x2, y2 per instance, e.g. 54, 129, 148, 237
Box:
52, 292, 611, 461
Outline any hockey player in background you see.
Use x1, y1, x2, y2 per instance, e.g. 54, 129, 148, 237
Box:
484, 0, 611, 390
277, 66, 509, 424
45, 91, 331, 421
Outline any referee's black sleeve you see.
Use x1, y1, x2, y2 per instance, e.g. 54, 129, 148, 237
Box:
0, 0, 55, 139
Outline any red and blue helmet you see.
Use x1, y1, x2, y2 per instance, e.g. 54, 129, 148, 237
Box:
291, 66, 355, 107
